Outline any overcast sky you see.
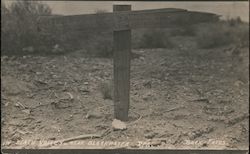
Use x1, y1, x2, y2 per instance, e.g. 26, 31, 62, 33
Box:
3, 1, 249, 22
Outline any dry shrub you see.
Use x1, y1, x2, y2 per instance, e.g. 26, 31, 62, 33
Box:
1, 0, 54, 55
99, 81, 113, 100
138, 29, 174, 49
196, 19, 249, 49
170, 26, 196, 37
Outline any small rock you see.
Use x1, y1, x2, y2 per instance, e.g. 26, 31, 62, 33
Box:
84, 82, 89, 85
142, 92, 153, 101
52, 75, 58, 78
188, 132, 198, 140
22, 109, 31, 115
139, 57, 145, 61
80, 87, 89, 93
85, 110, 102, 119
36, 72, 42, 75
143, 80, 152, 88
4, 102, 10, 107
36, 120, 42, 123
52, 44, 64, 53
14, 103, 20, 107
208, 115, 226, 122
66, 92, 74, 100
129, 142, 139, 148
139, 50, 145, 54
16, 129, 28, 135
150, 140, 162, 146
57, 129, 61, 133
112, 119, 127, 131
11, 133, 21, 141
48, 137, 56, 140
35, 79, 47, 85
144, 131, 158, 139
234, 80, 244, 87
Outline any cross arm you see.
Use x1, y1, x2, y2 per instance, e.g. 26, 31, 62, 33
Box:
37, 8, 219, 32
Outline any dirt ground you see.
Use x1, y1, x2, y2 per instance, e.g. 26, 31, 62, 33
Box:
1, 36, 249, 149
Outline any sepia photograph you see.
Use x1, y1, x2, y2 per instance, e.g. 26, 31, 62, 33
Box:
1, 0, 249, 152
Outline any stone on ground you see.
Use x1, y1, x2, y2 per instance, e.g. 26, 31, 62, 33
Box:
112, 119, 127, 131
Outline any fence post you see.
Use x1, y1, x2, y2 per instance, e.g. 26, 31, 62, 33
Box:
113, 4, 131, 121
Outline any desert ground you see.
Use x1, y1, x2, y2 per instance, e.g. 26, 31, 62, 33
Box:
1, 31, 249, 149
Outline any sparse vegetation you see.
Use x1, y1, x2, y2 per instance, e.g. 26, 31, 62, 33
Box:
99, 81, 113, 100
86, 33, 113, 58
195, 18, 249, 49
138, 29, 174, 49
170, 26, 196, 37
80, 10, 113, 58
1, 0, 54, 55
228, 16, 243, 27
1, 2, 248, 58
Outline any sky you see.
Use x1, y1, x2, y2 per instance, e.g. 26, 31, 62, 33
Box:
3, 1, 249, 22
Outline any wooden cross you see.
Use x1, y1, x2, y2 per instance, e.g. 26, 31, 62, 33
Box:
39, 4, 218, 121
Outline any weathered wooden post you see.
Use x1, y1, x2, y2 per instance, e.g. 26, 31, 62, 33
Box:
113, 4, 131, 121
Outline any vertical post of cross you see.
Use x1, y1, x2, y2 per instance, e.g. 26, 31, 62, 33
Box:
113, 4, 131, 121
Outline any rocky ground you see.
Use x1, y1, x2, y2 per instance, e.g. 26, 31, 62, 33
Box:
1, 36, 249, 149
